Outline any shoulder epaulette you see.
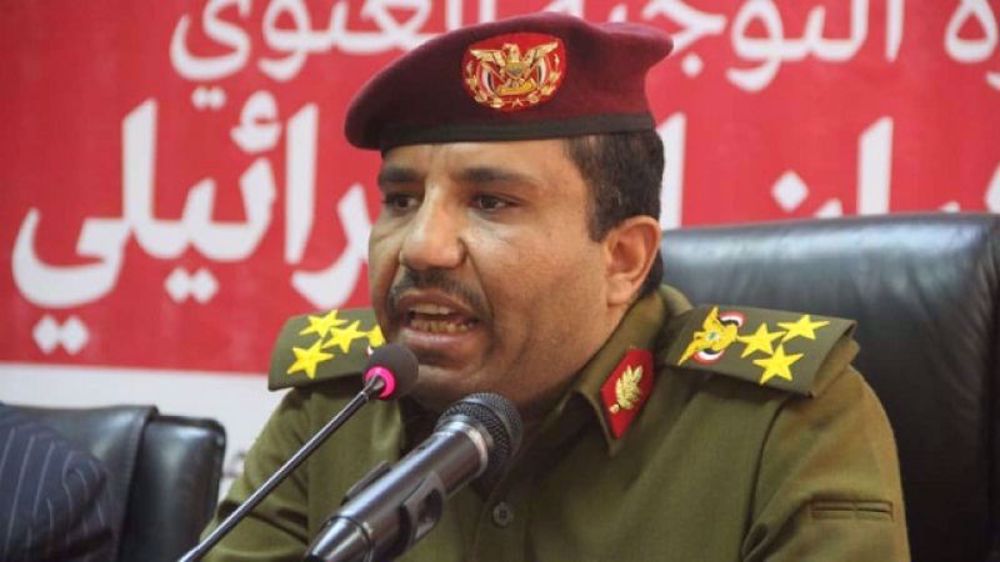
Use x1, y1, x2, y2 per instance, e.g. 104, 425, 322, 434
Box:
663, 305, 855, 396
267, 308, 385, 391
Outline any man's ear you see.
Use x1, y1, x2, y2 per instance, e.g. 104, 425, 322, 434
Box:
604, 216, 661, 306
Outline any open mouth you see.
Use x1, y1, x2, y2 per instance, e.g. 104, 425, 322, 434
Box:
405, 303, 479, 334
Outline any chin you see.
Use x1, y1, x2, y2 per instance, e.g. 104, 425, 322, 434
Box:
411, 366, 484, 412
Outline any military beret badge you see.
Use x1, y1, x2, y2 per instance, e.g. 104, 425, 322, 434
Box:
462, 32, 566, 112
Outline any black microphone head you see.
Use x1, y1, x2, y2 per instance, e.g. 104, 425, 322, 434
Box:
438, 393, 523, 482
364, 344, 419, 400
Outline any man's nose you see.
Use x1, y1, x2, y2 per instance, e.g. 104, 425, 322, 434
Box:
399, 199, 466, 271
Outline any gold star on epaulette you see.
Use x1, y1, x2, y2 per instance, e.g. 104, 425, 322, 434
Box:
666, 305, 856, 396
271, 308, 389, 391
299, 310, 347, 338
323, 321, 366, 354
365, 326, 386, 348
753, 345, 803, 385
287, 339, 334, 379
737, 323, 786, 358
778, 314, 830, 342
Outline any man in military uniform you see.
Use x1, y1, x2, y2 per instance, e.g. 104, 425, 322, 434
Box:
203, 13, 910, 561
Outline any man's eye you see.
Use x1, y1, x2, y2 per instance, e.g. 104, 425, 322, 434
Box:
382, 193, 418, 211
473, 195, 510, 211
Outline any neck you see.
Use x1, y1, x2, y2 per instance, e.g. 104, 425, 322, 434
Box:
516, 300, 632, 437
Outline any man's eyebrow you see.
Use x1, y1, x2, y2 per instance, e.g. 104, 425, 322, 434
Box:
457, 166, 540, 188
376, 165, 420, 188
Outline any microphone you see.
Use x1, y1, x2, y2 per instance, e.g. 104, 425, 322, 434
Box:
179, 344, 419, 562
304, 393, 523, 562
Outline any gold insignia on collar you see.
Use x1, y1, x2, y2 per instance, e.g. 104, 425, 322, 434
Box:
463, 33, 565, 111
610, 365, 643, 414
601, 349, 655, 439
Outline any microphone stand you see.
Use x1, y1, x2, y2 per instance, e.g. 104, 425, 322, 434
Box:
179, 376, 387, 562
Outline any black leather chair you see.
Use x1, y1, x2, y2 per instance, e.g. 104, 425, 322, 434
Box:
14, 405, 226, 562
660, 213, 1000, 562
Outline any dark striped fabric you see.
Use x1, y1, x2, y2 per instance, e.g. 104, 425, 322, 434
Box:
0, 406, 114, 562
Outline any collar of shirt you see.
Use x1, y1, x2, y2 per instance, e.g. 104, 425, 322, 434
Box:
396, 285, 693, 463
532, 285, 693, 458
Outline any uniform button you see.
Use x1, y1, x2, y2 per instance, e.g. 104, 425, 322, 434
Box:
491, 501, 514, 528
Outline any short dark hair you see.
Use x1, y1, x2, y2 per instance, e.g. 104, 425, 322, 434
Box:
565, 129, 665, 298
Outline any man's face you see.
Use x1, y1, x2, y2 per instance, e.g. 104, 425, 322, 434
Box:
368, 139, 618, 413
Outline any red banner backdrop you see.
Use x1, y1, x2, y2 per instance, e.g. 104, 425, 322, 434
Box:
3, 0, 999, 375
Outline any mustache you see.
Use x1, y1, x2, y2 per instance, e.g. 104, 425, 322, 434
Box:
387, 268, 490, 320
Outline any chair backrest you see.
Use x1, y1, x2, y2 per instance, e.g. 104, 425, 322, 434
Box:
660, 213, 1000, 562
17, 405, 226, 562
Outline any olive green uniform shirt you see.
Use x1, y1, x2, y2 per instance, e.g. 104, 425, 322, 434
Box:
204, 286, 909, 561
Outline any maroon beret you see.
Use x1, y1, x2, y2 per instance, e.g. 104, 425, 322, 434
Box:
345, 12, 673, 151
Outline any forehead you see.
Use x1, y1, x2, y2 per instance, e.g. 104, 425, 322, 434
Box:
379, 138, 586, 191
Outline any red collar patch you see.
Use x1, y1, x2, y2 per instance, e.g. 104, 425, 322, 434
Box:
600, 348, 655, 439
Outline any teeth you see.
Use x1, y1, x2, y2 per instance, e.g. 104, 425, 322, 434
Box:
410, 317, 472, 334
410, 303, 455, 315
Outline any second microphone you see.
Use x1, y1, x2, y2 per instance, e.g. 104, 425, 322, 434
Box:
304, 392, 523, 562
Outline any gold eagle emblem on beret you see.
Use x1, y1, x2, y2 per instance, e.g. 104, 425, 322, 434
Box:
463, 33, 565, 111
